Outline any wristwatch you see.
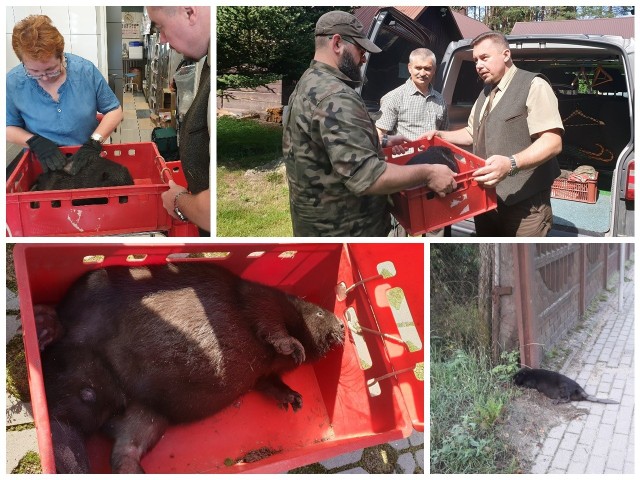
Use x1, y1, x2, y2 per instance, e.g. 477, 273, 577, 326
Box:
508, 155, 520, 176
90, 133, 104, 144
381, 134, 388, 148
173, 190, 189, 222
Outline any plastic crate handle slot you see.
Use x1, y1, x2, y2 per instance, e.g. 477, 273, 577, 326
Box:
336, 261, 397, 301
155, 155, 173, 184
367, 365, 419, 397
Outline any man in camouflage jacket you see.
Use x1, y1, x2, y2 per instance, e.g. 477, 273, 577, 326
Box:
283, 11, 457, 237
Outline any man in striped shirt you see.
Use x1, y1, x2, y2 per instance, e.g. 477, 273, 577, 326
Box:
375, 48, 449, 145
376, 48, 450, 236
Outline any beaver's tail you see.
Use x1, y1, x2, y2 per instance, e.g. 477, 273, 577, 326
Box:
584, 394, 619, 404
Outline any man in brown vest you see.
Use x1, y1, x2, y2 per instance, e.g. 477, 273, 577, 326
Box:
148, 6, 211, 235
424, 31, 563, 237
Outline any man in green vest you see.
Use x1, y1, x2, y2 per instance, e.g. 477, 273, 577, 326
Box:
424, 31, 564, 237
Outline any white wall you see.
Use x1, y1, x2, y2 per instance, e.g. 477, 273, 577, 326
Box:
6, 6, 107, 77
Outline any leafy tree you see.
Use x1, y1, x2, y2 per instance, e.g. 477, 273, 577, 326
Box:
217, 6, 352, 103
454, 6, 631, 33
578, 6, 634, 18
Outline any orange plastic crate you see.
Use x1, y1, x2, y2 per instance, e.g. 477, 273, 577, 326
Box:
385, 138, 497, 235
551, 173, 599, 204
13, 243, 423, 473
6, 143, 197, 237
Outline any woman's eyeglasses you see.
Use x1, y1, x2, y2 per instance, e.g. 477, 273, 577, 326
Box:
23, 62, 64, 80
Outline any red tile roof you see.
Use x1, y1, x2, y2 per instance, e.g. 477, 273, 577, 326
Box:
511, 16, 634, 39
451, 11, 491, 39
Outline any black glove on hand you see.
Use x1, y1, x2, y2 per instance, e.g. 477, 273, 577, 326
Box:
26, 135, 66, 173
68, 139, 103, 175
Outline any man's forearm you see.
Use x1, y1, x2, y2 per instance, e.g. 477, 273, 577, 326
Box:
362, 162, 453, 196
512, 130, 563, 170
436, 128, 473, 147
180, 189, 211, 232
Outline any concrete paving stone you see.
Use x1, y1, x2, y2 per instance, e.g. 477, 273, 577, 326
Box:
623, 462, 633, 474
566, 461, 587, 474
547, 423, 567, 440
6, 315, 21, 344
585, 355, 599, 365
396, 452, 416, 474
541, 437, 560, 457
605, 446, 626, 471
415, 449, 423, 470
558, 432, 579, 451
592, 436, 613, 456
601, 408, 619, 425
6, 428, 38, 474
577, 426, 597, 448
566, 419, 585, 435
7, 288, 20, 310
626, 440, 634, 459
583, 413, 602, 429
607, 357, 622, 368
613, 406, 633, 434
596, 383, 613, 396
387, 437, 410, 451
6, 394, 34, 427
593, 425, 613, 456
530, 454, 552, 474
586, 454, 607, 473
550, 449, 572, 470
585, 402, 606, 416
601, 372, 615, 384
319, 449, 363, 469
338, 467, 368, 474
407, 429, 424, 447
610, 433, 630, 452
571, 444, 590, 465
609, 388, 624, 403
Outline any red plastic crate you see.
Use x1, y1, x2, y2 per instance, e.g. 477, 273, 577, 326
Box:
385, 137, 497, 235
551, 173, 599, 204
13, 243, 423, 473
6, 143, 198, 237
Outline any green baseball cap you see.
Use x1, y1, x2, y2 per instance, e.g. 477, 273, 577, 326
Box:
315, 11, 381, 53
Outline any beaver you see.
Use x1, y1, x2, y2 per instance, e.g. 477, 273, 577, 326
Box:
513, 368, 619, 404
32, 154, 133, 194
39, 262, 345, 473
405, 146, 459, 173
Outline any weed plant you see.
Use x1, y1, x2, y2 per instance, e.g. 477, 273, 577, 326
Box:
430, 346, 520, 474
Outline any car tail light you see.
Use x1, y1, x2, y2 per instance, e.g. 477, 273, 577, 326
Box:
625, 161, 634, 201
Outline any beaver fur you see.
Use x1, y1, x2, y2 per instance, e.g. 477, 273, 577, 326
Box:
513, 368, 618, 404
406, 146, 459, 173
40, 262, 345, 473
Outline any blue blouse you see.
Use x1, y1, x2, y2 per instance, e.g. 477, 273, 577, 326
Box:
6, 52, 120, 146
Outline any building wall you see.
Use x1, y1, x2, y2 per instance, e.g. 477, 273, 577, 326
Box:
6, 6, 105, 75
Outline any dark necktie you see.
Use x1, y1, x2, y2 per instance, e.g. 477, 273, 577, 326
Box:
476, 85, 498, 159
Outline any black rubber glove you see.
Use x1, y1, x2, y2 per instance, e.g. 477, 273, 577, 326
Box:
26, 134, 66, 173
68, 139, 103, 175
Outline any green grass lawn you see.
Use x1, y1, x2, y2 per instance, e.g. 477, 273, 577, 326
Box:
216, 116, 292, 236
